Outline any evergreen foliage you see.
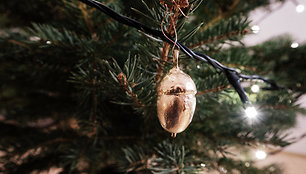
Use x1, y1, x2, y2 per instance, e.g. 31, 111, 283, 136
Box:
0, 0, 305, 173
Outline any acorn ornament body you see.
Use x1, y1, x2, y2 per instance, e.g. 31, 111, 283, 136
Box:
157, 52, 197, 137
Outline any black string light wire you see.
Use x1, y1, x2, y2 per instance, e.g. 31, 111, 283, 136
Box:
79, 0, 284, 104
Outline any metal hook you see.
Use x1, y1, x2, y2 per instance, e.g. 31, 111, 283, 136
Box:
173, 49, 179, 69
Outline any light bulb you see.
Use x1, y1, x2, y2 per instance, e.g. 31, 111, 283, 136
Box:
251, 25, 260, 34
255, 150, 267, 160
251, 85, 260, 93
296, 4, 305, 13
245, 106, 258, 119
291, 42, 299, 48
245, 162, 250, 167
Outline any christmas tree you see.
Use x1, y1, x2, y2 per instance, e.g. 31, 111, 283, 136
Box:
0, 0, 305, 173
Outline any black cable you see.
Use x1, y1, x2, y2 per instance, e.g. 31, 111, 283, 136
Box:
79, 0, 284, 104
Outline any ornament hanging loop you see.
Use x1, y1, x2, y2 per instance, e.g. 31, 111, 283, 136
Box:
173, 49, 179, 69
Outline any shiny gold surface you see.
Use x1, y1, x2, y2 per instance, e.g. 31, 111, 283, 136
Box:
157, 67, 197, 134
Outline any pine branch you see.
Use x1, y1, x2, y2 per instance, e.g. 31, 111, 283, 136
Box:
189, 29, 250, 49
78, 2, 98, 40
7, 39, 29, 48
221, 62, 258, 72
199, 0, 241, 32
117, 72, 144, 107
80, 0, 280, 103
157, 42, 171, 82
103, 55, 155, 110
197, 85, 231, 96
156, 0, 186, 82
1, 0, 304, 173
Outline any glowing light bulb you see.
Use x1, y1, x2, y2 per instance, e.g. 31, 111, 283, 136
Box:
245, 106, 258, 119
296, 4, 305, 13
251, 85, 260, 93
255, 150, 267, 160
291, 42, 299, 48
251, 25, 260, 34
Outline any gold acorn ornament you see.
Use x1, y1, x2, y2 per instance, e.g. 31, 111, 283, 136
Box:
157, 50, 197, 137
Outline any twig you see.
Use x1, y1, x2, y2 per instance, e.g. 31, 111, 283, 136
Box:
78, 2, 98, 40
189, 29, 250, 49
269, 133, 306, 155
221, 62, 257, 72
8, 39, 29, 48
261, 104, 290, 110
157, 4, 171, 82
156, 42, 171, 82
104, 30, 125, 50
200, 0, 241, 32
197, 85, 231, 96
156, 0, 188, 82
117, 72, 144, 107
39, 138, 75, 147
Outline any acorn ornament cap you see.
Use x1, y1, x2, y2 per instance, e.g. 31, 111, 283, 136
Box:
157, 50, 197, 137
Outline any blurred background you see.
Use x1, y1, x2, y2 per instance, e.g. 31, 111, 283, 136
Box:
245, 0, 306, 173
